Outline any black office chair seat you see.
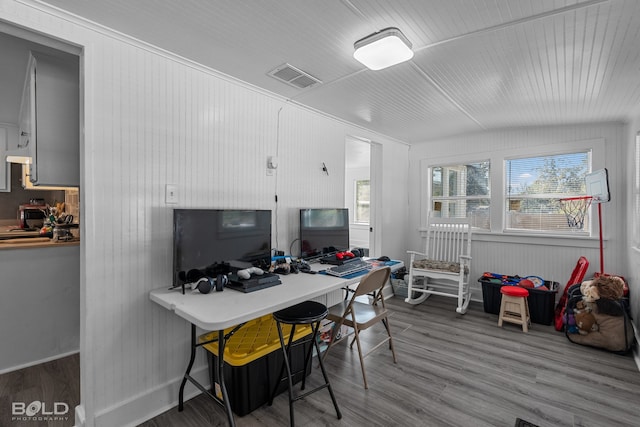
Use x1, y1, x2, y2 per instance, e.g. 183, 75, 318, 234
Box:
269, 300, 342, 426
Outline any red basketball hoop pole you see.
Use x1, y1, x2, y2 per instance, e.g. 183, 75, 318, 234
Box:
597, 200, 604, 275
559, 194, 604, 274
584, 168, 610, 275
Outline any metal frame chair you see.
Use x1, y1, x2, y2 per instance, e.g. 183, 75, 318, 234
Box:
406, 217, 472, 314
323, 266, 397, 389
269, 300, 342, 426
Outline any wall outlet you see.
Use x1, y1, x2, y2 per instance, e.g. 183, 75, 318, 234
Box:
165, 184, 178, 204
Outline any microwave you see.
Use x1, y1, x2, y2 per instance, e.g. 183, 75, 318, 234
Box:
18, 204, 47, 229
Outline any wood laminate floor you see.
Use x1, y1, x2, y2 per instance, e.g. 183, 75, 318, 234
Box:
0, 353, 79, 427
2, 296, 639, 427
140, 296, 640, 427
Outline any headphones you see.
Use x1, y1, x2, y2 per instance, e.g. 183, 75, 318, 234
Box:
193, 274, 228, 293
181, 269, 228, 294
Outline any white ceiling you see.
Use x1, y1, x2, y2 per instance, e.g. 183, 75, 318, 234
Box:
6, 0, 640, 143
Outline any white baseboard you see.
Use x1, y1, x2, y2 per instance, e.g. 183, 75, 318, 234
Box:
0, 349, 79, 375
92, 364, 210, 427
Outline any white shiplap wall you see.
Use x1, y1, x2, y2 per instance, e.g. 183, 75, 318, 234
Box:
87, 42, 399, 426
624, 117, 640, 343
2, 2, 409, 426
407, 123, 627, 302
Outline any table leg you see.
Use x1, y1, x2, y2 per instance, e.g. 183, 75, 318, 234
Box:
217, 329, 235, 426
178, 324, 198, 411
177, 324, 236, 426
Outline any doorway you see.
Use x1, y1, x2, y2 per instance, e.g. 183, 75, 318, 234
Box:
0, 23, 82, 423
345, 136, 381, 257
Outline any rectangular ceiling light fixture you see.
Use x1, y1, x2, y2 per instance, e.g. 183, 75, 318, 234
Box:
353, 27, 413, 71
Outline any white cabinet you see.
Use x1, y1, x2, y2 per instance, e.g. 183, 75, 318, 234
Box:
19, 51, 79, 187
0, 124, 19, 192
18, 61, 33, 160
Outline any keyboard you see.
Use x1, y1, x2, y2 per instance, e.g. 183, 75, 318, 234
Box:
325, 259, 370, 277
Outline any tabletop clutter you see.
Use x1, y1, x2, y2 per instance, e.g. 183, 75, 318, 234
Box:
39, 202, 77, 241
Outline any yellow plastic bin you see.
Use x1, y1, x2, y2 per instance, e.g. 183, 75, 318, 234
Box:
200, 314, 313, 416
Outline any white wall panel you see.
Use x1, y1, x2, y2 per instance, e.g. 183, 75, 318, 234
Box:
625, 118, 640, 341
86, 38, 291, 413
0, 246, 80, 373
468, 237, 605, 301
1, 3, 410, 426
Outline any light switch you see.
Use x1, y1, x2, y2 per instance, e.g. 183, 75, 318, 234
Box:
165, 184, 178, 204
266, 156, 277, 176
267, 156, 278, 169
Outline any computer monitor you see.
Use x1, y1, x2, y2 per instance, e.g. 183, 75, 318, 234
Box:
173, 209, 272, 286
299, 208, 349, 260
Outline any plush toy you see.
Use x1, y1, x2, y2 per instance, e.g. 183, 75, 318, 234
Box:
573, 300, 598, 335
593, 276, 625, 300
581, 276, 625, 303
580, 280, 598, 302
566, 311, 579, 334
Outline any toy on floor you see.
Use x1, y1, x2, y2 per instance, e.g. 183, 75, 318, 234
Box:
580, 275, 625, 302
573, 300, 598, 335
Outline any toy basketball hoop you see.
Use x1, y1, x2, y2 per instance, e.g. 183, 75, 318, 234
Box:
561, 168, 610, 275
559, 196, 592, 230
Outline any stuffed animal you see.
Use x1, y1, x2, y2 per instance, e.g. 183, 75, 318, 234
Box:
581, 276, 625, 303
580, 280, 598, 302
593, 276, 625, 300
573, 299, 598, 335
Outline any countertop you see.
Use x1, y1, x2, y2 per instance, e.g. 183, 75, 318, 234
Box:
0, 238, 80, 250
0, 223, 80, 249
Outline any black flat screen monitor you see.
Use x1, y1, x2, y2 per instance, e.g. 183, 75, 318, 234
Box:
173, 209, 271, 286
299, 208, 349, 260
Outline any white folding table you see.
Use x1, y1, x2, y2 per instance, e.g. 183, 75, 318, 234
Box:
149, 260, 403, 426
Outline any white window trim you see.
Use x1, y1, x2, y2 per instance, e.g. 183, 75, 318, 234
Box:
420, 137, 606, 238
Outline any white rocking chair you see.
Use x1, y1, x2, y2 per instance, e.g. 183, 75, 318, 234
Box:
406, 217, 472, 314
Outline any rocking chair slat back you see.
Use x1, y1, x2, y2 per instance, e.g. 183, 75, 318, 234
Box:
426, 218, 471, 263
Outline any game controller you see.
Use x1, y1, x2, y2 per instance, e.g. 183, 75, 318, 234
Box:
237, 267, 265, 280
335, 251, 355, 260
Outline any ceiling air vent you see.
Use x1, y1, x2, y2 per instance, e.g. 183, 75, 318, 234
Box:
268, 63, 322, 89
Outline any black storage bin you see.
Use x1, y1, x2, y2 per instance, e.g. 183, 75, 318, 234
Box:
479, 277, 559, 325
200, 315, 313, 416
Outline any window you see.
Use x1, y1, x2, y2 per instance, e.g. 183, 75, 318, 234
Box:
505, 151, 590, 233
423, 138, 603, 237
431, 161, 490, 229
354, 179, 370, 223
